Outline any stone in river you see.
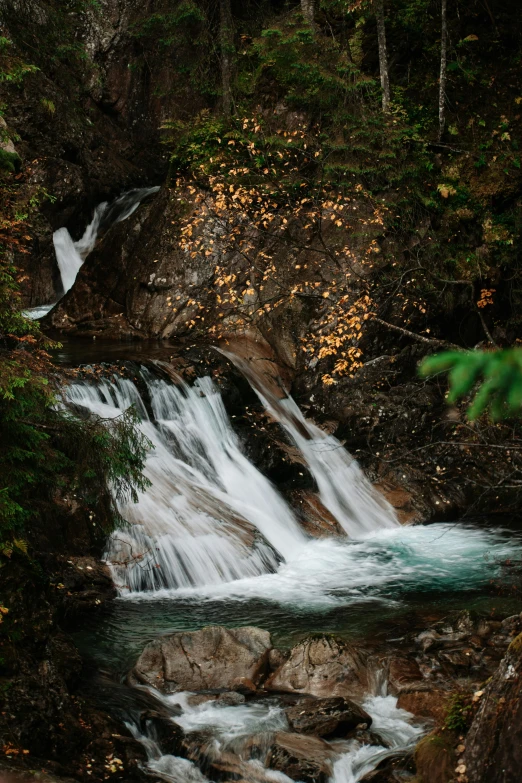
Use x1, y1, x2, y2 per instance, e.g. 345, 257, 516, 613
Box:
285, 696, 372, 738
131, 625, 271, 693
265, 636, 368, 702
266, 731, 334, 783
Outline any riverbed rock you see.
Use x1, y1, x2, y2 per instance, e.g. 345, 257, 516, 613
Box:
131, 625, 272, 693
265, 636, 368, 702
266, 732, 334, 783
285, 696, 372, 738
397, 690, 449, 724
387, 656, 427, 695
464, 632, 522, 783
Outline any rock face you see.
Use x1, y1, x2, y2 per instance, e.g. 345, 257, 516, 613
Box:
464, 632, 522, 783
285, 696, 372, 738
131, 625, 272, 693
265, 636, 369, 702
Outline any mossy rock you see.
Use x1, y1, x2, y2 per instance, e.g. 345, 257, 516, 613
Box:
0, 148, 20, 173
508, 632, 522, 655
414, 732, 455, 783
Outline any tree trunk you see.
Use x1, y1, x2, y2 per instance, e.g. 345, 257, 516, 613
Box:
438, 0, 448, 140
374, 0, 391, 112
301, 0, 317, 27
220, 0, 234, 118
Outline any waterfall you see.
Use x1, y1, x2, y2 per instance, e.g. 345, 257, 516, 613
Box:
24, 186, 160, 319
64, 370, 306, 594
220, 350, 399, 538
54, 186, 160, 295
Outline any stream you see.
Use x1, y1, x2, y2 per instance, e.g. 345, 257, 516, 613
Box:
64, 366, 522, 783
27, 190, 522, 783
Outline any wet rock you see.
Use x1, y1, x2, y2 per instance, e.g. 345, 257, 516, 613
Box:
397, 690, 449, 724
265, 636, 368, 702
268, 648, 288, 671
437, 649, 473, 673
266, 731, 334, 783
187, 691, 246, 707
388, 657, 427, 695
285, 696, 372, 738
464, 632, 522, 783
140, 710, 184, 756
131, 625, 272, 694
289, 490, 345, 538
414, 732, 455, 783
415, 630, 441, 653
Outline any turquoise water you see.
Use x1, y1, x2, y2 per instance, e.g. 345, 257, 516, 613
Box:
76, 522, 522, 674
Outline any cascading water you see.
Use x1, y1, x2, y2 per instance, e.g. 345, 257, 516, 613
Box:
122, 683, 424, 783
65, 365, 522, 783
220, 350, 399, 538
24, 186, 160, 319
65, 370, 306, 593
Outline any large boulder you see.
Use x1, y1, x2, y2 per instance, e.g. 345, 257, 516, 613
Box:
131, 625, 272, 694
285, 696, 371, 738
265, 636, 368, 702
464, 632, 522, 783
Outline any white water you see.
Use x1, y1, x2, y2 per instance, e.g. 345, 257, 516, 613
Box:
65, 370, 520, 603
24, 186, 160, 319
329, 695, 424, 783
126, 683, 423, 783
66, 368, 522, 783
65, 371, 306, 593
220, 350, 399, 538
54, 186, 160, 295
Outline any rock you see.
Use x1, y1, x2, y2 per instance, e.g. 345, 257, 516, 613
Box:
131, 625, 272, 693
265, 636, 368, 702
415, 630, 441, 652
464, 632, 522, 783
388, 656, 427, 695
285, 696, 372, 738
140, 710, 184, 756
187, 691, 246, 707
397, 690, 449, 724
289, 490, 345, 538
414, 732, 455, 783
268, 648, 288, 671
266, 732, 334, 783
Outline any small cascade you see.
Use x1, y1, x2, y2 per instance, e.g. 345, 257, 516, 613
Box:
122, 684, 423, 783
64, 370, 306, 594
54, 185, 160, 295
24, 186, 159, 319
220, 350, 399, 538
329, 695, 424, 783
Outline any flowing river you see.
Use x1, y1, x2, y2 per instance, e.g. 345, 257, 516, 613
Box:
62, 363, 522, 783
25, 188, 521, 782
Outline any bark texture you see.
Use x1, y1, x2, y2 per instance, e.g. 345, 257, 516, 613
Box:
439, 0, 448, 139
220, 0, 234, 118
374, 0, 391, 112
301, 0, 317, 27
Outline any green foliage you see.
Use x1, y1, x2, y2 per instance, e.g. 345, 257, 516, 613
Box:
420, 349, 522, 421
0, 148, 19, 173
444, 693, 472, 732
0, 157, 150, 550
0, 35, 38, 84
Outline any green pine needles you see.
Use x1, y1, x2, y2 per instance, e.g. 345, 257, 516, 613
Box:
420, 348, 522, 421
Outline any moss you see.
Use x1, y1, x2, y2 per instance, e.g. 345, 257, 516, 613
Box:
414, 732, 455, 783
0, 148, 20, 173
508, 631, 522, 655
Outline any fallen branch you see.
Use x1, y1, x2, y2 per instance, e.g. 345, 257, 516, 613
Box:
372, 317, 460, 350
